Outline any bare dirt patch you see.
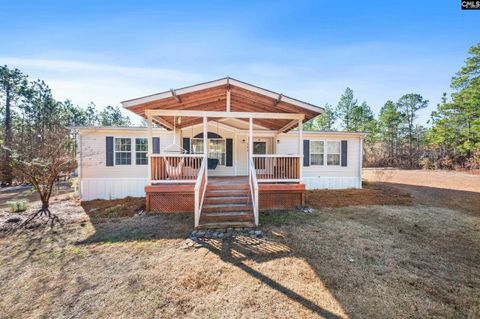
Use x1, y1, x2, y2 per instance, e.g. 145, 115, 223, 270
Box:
364, 168, 480, 216
0, 195, 87, 234
81, 197, 146, 219
0, 182, 72, 209
364, 168, 480, 193
306, 182, 413, 208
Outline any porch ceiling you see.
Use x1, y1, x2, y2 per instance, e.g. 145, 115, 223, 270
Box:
122, 77, 323, 132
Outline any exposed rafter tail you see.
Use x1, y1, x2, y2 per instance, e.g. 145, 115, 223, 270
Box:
274, 93, 283, 106
170, 88, 182, 103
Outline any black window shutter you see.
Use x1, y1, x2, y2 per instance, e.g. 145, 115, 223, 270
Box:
152, 137, 160, 154
341, 140, 348, 167
226, 138, 233, 167
182, 137, 190, 154
106, 136, 114, 166
303, 140, 310, 167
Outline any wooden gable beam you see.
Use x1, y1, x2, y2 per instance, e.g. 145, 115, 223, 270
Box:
278, 119, 300, 133
232, 88, 318, 118
234, 117, 290, 130
152, 116, 174, 130
129, 87, 226, 113
145, 109, 304, 120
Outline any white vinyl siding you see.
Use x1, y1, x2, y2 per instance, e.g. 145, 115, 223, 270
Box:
77, 127, 363, 200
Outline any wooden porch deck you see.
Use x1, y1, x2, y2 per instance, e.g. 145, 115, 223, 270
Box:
145, 176, 305, 228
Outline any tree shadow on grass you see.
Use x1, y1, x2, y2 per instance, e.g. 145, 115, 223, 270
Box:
197, 235, 342, 319
75, 208, 345, 318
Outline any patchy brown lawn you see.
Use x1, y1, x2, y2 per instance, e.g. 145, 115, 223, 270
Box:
306, 183, 413, 208
0, 169, 479, 318
363, 168, 480, 193
364, 168, 480, 217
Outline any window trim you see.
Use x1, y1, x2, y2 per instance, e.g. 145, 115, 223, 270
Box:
114, 137, 132, 166
191, 137, 227, 166
135, 137, 148, 166
309, 139, 342, 167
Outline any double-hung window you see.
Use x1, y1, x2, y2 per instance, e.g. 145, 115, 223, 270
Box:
115, 138, 131, 165
310, 141, 325, 165
310, 140, 341, 166
135, 138, 148, 165
326, 141, 341, 166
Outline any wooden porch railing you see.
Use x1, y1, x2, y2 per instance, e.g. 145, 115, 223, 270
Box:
252, 155, 302, 182
150, 154, 204, 183
248, 157, 259, 226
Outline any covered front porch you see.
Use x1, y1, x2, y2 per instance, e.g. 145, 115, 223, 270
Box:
121, 77, 323, 228
144, 110, 306, 228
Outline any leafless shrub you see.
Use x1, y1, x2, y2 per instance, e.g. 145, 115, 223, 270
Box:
9, 128, 76, 227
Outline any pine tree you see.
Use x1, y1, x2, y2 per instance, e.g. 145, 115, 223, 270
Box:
397, 93, 428, 166
0, 66, 27, 185
379, 100, 403, 158
336, 87, 357, 130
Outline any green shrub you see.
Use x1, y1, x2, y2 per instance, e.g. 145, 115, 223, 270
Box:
7, 200, 28, 213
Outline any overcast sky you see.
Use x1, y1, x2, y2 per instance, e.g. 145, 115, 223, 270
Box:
1, 0, 479, 125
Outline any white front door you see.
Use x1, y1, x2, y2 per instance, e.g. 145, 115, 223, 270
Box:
237, 137, 272, 176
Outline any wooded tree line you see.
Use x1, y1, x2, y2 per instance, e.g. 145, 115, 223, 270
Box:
1, 42, 479, 188
304, 42, 480, 169
0, 66, 131, 186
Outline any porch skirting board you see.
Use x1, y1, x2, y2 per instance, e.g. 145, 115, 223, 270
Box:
302, 177, 361, 190
80, 178, 148, 201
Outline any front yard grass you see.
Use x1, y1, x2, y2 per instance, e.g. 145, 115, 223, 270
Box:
0, 180, 479, 318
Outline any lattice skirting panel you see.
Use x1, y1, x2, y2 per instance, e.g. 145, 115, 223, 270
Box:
147, 192, 194, 213
259, 184, 305, 211
145, 184, 195, 213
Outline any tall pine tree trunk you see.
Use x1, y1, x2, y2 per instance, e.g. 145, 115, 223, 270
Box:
2, 84, 12, 186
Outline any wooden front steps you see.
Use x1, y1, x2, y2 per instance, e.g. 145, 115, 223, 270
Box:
199, 177, 254, 228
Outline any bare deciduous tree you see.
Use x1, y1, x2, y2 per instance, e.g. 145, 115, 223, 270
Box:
9, 128, 76, 226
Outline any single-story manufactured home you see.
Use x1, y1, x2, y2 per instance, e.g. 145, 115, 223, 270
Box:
76, 77, 366, 228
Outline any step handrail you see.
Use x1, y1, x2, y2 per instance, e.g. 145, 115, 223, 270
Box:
248, 156, 259, 226
194, 159, 207, 227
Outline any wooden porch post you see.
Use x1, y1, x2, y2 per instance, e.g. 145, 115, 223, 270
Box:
298, 119, 303, 181
203, 116, 208, 157
147, 115, 153, 185
249, 117, 253, 158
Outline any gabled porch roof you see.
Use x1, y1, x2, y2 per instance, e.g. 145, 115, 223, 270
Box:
121, 77, 323, 132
